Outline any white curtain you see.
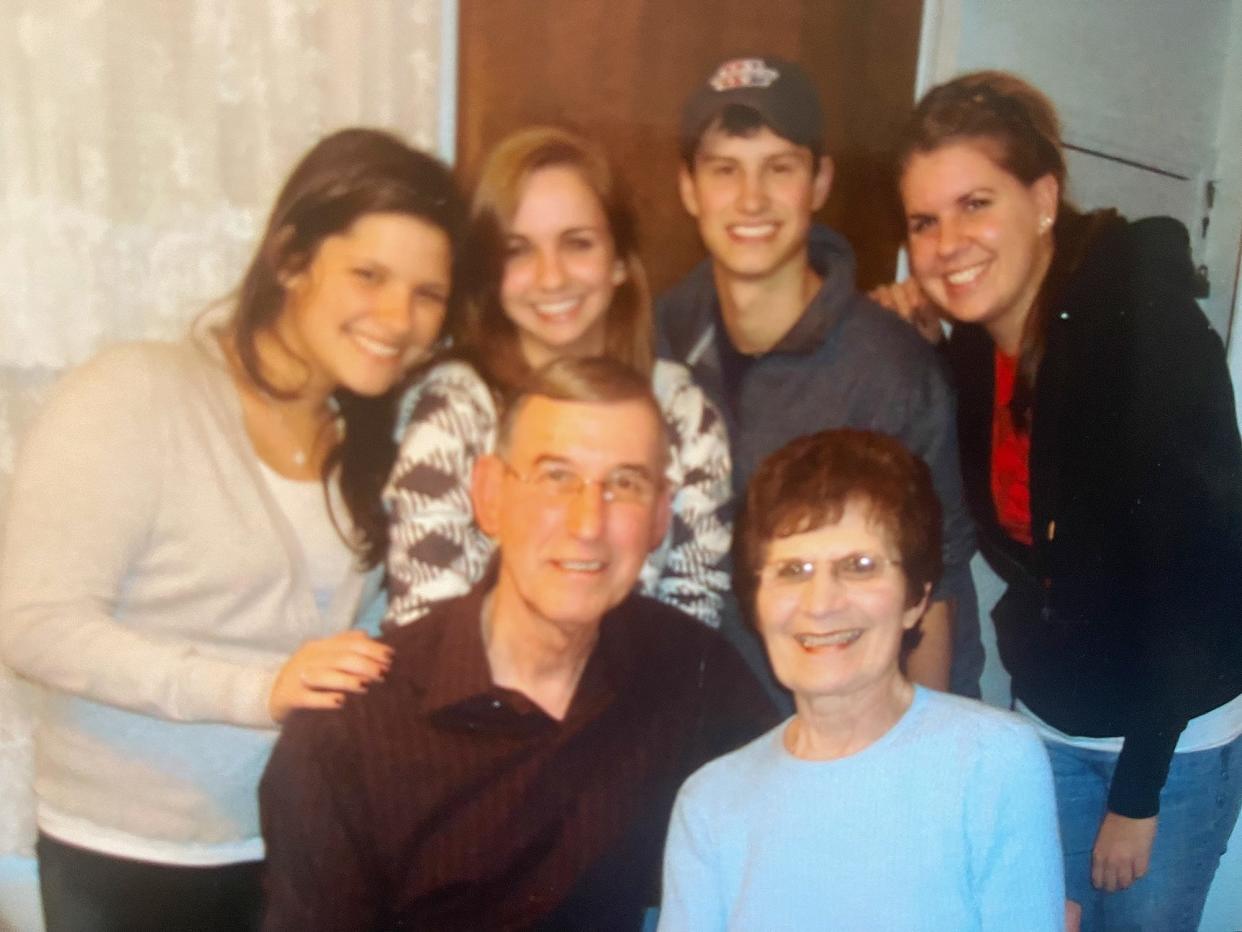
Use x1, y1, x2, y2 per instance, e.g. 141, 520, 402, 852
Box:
0, 0, 447, 856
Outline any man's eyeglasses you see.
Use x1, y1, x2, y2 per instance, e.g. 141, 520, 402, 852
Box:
758, 553, 903, 588
500, 459, 660, 505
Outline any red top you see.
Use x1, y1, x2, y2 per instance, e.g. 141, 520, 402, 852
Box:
991, 349, 1033, 545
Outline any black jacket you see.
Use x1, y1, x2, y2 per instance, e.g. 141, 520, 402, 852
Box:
948, 215, 1242, 817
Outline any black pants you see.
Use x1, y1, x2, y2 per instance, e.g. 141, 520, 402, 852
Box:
37, 833, 263, 932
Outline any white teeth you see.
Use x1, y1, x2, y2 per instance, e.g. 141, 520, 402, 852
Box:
730, 223, 777, 239
534, 298, 578, 317
946, 264, 985, 285
352, 333, 400, 358
559, 560, 603, 572
795, 630, 862, 649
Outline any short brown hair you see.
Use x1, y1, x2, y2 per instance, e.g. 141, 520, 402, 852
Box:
495, 356, 667, 468
458, 126, 653, 391
739, 429, 942, 609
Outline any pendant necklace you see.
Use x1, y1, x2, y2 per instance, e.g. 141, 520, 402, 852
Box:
263, 393, 336, 470
272, 398, 312, 468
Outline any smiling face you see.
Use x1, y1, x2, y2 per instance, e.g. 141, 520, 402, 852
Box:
679, 124, 831, 285
902, 140, 1058, 353
756, 500, 927, 709
499, 165, 627, 370
474, 395, 671, 638
277, 211, 452, 401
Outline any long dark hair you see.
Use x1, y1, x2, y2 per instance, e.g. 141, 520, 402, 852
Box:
229, 128, 467, 567
455, 126, 653, 397
896, 71, 1114, 430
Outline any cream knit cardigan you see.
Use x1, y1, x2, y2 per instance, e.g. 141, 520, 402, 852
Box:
0, 327, 375, 860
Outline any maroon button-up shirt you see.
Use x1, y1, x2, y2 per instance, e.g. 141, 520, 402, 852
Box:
260, 588, 776, 931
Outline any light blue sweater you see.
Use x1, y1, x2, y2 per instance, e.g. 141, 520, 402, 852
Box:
659, 687, 1064, 931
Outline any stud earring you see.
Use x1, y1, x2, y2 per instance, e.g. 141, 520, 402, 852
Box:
1038, 215, 1053, 234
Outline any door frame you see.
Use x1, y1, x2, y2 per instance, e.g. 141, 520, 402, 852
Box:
436, 0, 460, 164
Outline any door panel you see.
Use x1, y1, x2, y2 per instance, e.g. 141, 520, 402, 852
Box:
458, 0, 924, 294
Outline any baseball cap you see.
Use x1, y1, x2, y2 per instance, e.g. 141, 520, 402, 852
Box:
680, 56, 825, 159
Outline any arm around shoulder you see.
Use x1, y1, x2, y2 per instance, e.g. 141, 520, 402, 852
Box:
384, 362, 499, 626
874, 319, 976, 588
895, 348, 977, 690
649, 363, 733, 627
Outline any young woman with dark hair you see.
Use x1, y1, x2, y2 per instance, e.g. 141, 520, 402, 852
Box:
876, 70, 1242, 930
383, 126, 732, 629
0, 127, 466, 930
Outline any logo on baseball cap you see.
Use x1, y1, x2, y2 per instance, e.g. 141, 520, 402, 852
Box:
681, 56, 825, 159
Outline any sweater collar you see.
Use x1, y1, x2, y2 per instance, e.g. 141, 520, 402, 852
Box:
418, 585, 635, 727
672, 224, 861, 362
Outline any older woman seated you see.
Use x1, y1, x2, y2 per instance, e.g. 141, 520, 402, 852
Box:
659, 429, 1065, 931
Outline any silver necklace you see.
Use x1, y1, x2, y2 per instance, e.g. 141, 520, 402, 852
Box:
262, 394, 337, 469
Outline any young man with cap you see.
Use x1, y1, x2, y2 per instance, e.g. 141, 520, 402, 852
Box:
656, 56, 982, 697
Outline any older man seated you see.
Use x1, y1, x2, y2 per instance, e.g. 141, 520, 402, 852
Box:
259, 356, 775, 930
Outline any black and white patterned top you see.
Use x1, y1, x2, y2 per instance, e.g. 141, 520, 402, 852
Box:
382, 359, 733, 627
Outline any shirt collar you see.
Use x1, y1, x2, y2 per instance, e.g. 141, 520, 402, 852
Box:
420, 586, 497, 713
418, 586, 636, 726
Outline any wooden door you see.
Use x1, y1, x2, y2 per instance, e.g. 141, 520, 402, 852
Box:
457, 0, 924, 293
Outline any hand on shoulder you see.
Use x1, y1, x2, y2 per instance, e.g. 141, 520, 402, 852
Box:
868, 279, 945, 345
269, 630, 394, 723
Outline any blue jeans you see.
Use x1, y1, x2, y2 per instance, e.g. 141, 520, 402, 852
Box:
1046, 734, 1242, 932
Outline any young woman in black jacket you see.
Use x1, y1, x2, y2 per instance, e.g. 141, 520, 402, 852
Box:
876, 70, 1242, 931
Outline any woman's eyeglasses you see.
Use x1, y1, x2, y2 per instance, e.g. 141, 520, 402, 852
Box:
758, 553, 902, 587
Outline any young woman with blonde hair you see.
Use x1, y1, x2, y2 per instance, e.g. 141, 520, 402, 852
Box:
383, 126, 732, 629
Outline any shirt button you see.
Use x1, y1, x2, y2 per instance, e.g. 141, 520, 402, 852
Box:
491, 699, 502, 709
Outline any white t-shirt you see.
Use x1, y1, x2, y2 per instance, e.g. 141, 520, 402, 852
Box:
1017, 691, 1242, 754
258, 463, 354, 614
